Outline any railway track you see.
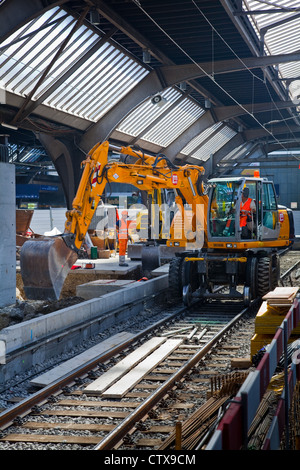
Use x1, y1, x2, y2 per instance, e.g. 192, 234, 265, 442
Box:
0, 249, 298, 450
0, 299, 257, 450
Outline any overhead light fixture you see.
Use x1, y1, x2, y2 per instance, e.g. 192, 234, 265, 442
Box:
1, 122, 18, 130
90, 10, 100, 25
142, 49, 151, 64
151, 94, 167, 107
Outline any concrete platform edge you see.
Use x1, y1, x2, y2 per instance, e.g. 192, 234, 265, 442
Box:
0, 274, 168, 359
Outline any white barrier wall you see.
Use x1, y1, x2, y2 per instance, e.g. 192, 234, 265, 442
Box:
30, 207, 67, 234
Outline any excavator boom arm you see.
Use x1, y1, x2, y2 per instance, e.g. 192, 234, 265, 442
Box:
65, 141, 207, 252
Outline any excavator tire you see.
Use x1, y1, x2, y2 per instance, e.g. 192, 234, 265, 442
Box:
246, 256, 258, 299
271, 254, 280, 290
257, 256, 272, 297
168, 256, 184, 299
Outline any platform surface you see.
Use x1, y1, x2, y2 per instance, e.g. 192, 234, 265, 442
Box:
72, 256, 140, 274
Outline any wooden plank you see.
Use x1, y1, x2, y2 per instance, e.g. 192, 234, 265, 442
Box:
57, 399, 140, 408
263, 287, 299, 299
23, 421, 115, 432
136, 438, 163, 447
146, 425, 174, 433
38, 409, 129, 418
30, 331, 135, 388
152, 368, 179, 374
263, 287, 299, 305
231, 357, 252, 369
102, 339, 182, 399
84, 336, 166, 395
1, 434, 101, 445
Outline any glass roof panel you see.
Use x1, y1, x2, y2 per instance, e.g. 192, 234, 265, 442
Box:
141, 99, 204, 147
0, 7, 148, 122
243, 1, 300, 102
116, 88, 182, 136
182, 124, 237, 161
0, 5, 243, 161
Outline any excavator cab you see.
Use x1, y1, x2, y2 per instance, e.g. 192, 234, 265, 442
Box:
207, 176, 280, 245
172, 175, 288, 306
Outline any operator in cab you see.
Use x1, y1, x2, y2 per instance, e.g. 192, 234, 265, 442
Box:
240, 187, 256, 238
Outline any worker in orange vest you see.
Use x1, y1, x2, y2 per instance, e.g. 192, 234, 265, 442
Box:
240, 187, 256, 238
117, 210, 133, 266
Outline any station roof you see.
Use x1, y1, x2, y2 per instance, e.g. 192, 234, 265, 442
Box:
1, 0, 300, 181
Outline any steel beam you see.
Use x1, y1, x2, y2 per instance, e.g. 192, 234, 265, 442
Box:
37, 133, 84, 209
213, 101, 297, 121
158, 51, 300, 86
244, 125, 300, 141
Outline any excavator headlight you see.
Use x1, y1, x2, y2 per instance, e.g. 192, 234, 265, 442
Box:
226, 243, 233, 248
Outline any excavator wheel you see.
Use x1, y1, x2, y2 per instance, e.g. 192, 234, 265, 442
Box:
20, 237, 78, 300
183, 284, 193, 307
271, 254, 280, 290
257, 256, 272, 297
168, 256, 184, 299
246, 256, 258, 299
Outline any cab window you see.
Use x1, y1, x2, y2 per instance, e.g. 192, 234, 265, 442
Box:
209, 182, 239, 237
262, 183, 278, 230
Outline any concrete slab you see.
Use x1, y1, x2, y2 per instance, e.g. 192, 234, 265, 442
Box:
30, 331, 135, 388
72, 256, 140, 275
151, 263, 170, 277
76, 279, 139, 300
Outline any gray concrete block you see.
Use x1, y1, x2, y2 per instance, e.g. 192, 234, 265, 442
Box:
0, 162, 15, 307
76, 279, 138, 300
30, 331, 135, 387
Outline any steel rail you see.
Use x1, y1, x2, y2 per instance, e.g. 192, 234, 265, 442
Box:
0, 304, 188, 430
280, 260, 300, 284
94, 300, 259, 450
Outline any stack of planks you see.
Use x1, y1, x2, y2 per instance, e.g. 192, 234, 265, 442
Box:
262, 287, 299, 307
251, 287, 300, 358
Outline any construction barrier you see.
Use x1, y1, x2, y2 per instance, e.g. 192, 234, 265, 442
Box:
206, 298, 300, 450
262, 354, 299, 449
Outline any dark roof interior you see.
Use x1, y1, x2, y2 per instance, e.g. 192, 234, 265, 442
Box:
1, 0, 300, 197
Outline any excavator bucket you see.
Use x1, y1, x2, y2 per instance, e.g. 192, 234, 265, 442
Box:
20, 237, 78, 301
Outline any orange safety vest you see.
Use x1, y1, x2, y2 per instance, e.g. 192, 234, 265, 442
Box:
240, 198, 252, 227
118, 218, 131, 240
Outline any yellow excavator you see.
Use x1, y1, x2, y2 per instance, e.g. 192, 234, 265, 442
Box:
20, 141, 294, 304
20, 140, 207, 300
